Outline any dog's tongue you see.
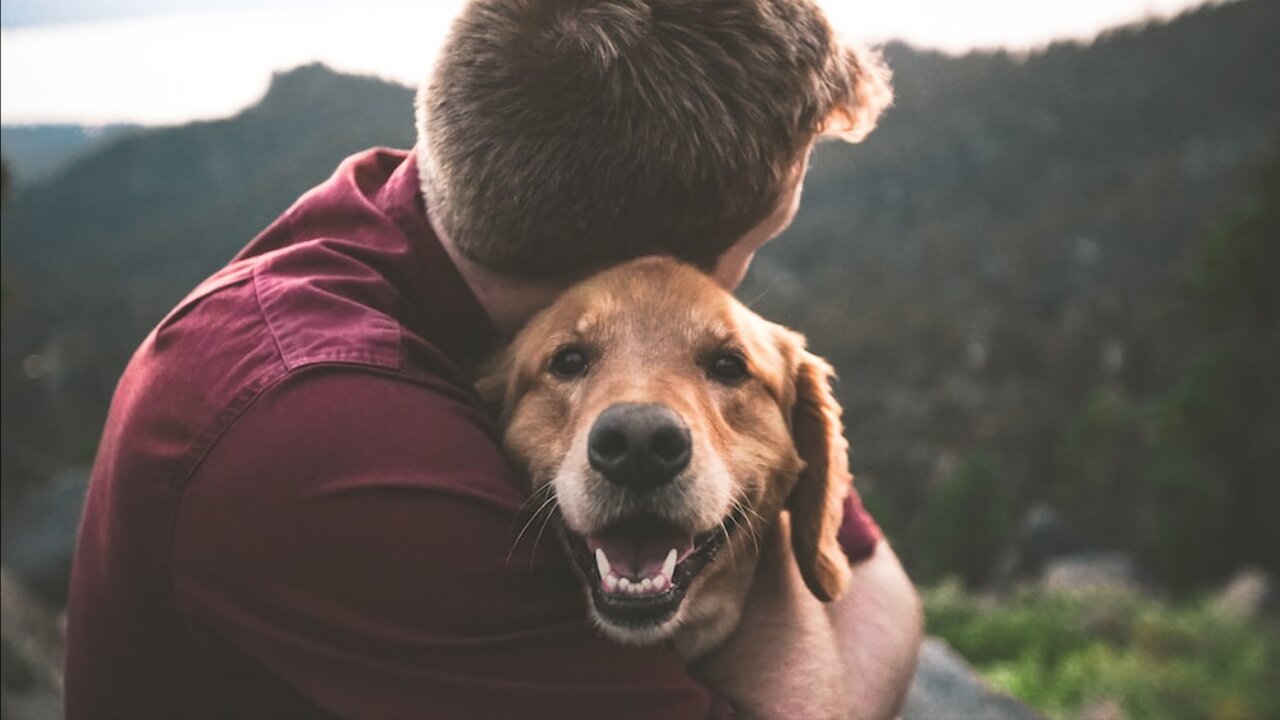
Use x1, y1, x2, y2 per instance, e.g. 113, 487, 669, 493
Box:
584, 517, 695, 579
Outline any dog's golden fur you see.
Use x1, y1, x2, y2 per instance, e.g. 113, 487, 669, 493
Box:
481, 256, 854, 658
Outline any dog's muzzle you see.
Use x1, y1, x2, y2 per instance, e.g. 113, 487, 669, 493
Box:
587, 403, 692, 491
560, 402, 743, 632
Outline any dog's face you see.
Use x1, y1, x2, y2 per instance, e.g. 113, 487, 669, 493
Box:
482, 257, 852, 649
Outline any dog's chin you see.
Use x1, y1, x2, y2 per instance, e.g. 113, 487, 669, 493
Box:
560, 508, 745, 644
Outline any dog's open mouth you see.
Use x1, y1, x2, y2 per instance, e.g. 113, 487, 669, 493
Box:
562, 509, 745, 629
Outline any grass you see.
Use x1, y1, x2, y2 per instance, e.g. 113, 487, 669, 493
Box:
922, 581, 1280, 720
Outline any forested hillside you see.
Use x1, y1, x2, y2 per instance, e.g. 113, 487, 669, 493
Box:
739, 0, 1279, 586
2, 0, 1277, 590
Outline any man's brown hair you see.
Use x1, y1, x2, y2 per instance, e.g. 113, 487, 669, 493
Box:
416, 0, 892, 278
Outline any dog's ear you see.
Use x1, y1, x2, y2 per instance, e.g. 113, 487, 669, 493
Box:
788, 350, 853, 602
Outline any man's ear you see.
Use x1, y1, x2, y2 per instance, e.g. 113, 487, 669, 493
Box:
788, 350, 853, 602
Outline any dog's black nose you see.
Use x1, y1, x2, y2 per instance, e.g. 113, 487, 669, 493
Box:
588, 403, 691, 490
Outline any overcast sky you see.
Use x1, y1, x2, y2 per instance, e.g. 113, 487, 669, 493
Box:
1, 0, 1218, 125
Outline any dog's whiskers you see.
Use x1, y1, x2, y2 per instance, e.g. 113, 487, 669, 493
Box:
730, 498, 765, 556
743, 504, 767, 543
511, 482, 554, 524
508, 486, 559, 562
719, 517, 737, 564
529, 501, 560, 570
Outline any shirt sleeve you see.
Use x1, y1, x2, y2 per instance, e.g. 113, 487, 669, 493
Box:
172, 368, 734, 720
838, 487, 882, 564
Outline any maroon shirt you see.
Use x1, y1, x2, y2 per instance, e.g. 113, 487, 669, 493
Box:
65, 148, 881, 719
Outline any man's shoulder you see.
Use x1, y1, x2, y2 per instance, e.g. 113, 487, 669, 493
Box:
103, 249, 474, 495
215, 146, 479, 382
98, 143, 492, 499
190, 367, 524, 514
126, 248, 405, 405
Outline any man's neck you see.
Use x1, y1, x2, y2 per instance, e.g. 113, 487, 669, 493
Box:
427, 207, 567, 337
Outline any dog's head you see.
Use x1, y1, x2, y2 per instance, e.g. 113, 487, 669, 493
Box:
481, 257, 852, 645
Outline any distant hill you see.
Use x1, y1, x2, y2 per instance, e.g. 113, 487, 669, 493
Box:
2, 1, 1278, 586
1, 63, 416, 493
1, 124, 141, 185
2, 63, 414, 290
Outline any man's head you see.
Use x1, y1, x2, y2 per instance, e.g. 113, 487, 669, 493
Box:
417, 0, 891, 281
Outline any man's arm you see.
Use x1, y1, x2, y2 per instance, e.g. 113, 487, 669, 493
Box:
690, 514, 924, 720
172, 369, 732, 719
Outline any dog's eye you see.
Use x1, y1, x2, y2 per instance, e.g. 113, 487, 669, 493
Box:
708, 352, 749, 384
549, 347, 590, 379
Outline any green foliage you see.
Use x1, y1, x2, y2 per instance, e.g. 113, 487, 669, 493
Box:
1143, 352, 1237, 586
925, 582, 1280, 720
1195, 158, 1280, 322
1142, 145, 1280, 586
1052, 386, 1138, 542
921, 453, 1014, 586
1043, 145, 1280, 589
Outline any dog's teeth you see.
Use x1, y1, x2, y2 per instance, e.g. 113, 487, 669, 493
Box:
601, 563, 674, 596
595, 548, 611, 579
662, 548, 677, 579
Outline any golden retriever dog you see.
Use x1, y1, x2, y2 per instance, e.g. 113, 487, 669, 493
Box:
480, 256, 853, 659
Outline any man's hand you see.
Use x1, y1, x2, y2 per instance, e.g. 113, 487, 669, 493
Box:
689, 514, 924, 720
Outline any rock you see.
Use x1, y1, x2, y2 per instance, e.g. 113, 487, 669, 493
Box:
992, 503, 1091, 588
1020, 504, 1089, 566
1040, 552, 1139, 595
1, 566, 64, 720
903, 636, 1042, 720
1211, 568, 1273, 619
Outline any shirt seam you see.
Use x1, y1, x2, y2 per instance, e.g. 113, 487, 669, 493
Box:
252, 263, 292, 372
249, 246, 403, 373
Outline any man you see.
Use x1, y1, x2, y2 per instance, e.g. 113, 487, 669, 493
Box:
65, 1, 920, 717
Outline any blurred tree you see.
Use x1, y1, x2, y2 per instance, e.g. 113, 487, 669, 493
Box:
921, 452, 1015, 586
1051, 386, 1141, 545
1144, 145, 1280, 586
